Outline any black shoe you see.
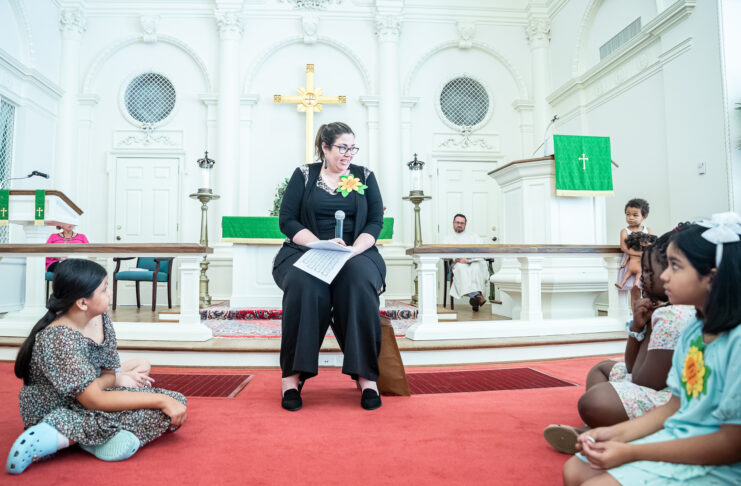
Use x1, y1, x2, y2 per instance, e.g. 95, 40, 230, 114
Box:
360, 389, 382, 411
281, 388, 302, 411
469, 297, 480, 312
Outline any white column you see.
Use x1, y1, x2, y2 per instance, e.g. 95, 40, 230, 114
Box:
412, 255, 440, 327
375, 13, 403, 243
55, 9, 86, 199
18, 226, 54, 320
604, 255, 630, 322
214, 9, 244, 220
512, 100, 534, 157
359, 96, 379, 172
400, 97, 419, 246
239, 94, 259, 215
525, 18, 551, 147
517, 256, 544, 320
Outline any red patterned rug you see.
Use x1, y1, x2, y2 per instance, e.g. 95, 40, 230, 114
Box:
406, 368, 575, 395
148, 373, 253, 398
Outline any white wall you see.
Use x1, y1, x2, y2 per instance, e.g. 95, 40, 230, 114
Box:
548, 0, 732, 242
720, 0, 741, 212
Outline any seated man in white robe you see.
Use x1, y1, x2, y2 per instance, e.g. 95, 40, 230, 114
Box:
445, 214, 489, 311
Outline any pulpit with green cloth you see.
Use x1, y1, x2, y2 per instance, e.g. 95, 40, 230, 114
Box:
223, 216, 394, 307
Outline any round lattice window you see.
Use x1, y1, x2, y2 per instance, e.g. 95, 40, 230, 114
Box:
123, 73, 176, 125
439, 76, 490, 129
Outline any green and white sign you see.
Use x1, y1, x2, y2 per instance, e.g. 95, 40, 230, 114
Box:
553, 135, 614, 196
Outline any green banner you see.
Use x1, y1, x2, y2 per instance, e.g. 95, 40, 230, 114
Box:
553, 135, 614, 196
221, 216, 395, 242
34, 190, 45, 225
0, 189, 8, 226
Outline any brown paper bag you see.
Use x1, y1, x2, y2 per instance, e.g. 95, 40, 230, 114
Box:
377, 316, 411, 396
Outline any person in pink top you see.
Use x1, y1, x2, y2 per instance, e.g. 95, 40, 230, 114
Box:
45, 223, 89, 271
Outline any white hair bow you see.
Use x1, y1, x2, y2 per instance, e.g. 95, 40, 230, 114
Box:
697, 212, 741, 267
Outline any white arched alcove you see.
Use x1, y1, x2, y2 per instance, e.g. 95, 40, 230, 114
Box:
2, 0, 34, 66
244, 38, 372, 216
77, 38, 213, 249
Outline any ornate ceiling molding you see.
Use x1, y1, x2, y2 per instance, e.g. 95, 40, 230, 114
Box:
60, 8, 86, 38
279, 0, 343, 9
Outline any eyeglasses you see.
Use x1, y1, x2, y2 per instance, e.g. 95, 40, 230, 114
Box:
332, 145, 360, 155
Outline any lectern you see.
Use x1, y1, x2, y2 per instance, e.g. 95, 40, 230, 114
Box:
3, 190, 82, 319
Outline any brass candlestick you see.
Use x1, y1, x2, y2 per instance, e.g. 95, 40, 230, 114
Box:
402, 190, 431, 306
189, 188, 219, 308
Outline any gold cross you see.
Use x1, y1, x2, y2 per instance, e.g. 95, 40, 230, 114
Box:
579, 153, 588, 170
0, 207, 6, 217
274, 64, 346, 165
36, 207, 43, 217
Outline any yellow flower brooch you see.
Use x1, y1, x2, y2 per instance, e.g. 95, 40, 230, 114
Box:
336, 174, 368, 198
681, 335, 711, 400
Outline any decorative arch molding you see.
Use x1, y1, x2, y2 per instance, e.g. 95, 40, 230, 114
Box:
242, 35, 373, 95
571, 0, 604, 77
81, 34, 212, 94
8, 0, 36, 66
403, 41, 529, 99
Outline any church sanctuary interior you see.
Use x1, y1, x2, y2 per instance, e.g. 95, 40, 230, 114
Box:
1, 0, 740, 484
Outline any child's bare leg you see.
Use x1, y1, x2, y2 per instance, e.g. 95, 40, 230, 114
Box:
615, 271, 633, 289
563, 456, 605, 486
577, 382, 629, 428
119, 357, 151, 374
585, 360, 618, 390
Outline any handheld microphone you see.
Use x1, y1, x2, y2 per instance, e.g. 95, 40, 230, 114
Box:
31, 171, 50, 179
335, 210, 345, 239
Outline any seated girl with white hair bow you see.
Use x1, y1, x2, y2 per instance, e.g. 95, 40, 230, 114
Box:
563, 212, 741, 486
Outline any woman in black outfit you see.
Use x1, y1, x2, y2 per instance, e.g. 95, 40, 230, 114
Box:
273, 122, 386, 411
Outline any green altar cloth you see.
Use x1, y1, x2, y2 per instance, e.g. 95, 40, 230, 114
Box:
222, 216, 394, 244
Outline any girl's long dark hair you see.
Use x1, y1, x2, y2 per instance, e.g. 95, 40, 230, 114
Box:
14, 259, 107, 384
671, 224, 741, 334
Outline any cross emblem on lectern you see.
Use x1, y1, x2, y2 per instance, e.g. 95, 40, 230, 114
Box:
579, 153, 588, 170
0, 208, 7, 217
36, 208, 43, 217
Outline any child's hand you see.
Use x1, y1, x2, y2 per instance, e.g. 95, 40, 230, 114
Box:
161, 396, 187, 430
116, 370, 154, 388
632, 298, 656, 329
582, 440, 633, 470
575, 427, 616, 452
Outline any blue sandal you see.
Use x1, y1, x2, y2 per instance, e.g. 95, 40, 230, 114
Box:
6, 422, 59, 474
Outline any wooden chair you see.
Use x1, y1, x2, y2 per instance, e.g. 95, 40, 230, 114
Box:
112, 257, 174, 311
442, 258, 495, 310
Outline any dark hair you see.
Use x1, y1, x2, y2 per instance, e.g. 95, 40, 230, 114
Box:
14, 259, 108, 384
670, 223, 741, 334
626, 232, 656, 251
625, 198, 649, 217
640, 230, 673, 301
314, 122, 354, 167
453, 214, 467, 222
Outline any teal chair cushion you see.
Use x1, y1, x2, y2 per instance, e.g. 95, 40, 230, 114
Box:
115, 270, 168, 282
45, 272, 53, 281
136, 257, 170, 274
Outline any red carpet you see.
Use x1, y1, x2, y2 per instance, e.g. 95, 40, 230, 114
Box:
407, 367, 575, 395
0, 357, 615, 485
147, 373, 253, 398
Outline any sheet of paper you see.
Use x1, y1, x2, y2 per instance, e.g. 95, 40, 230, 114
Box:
305, 240, 354, 252
294, 248, 353, 284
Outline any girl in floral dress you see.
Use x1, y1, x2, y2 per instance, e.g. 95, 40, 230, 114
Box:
544, 228, 694, 454
563, 214, 741, 485
6, 259, 187, 474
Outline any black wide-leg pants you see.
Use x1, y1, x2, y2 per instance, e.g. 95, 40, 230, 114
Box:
273, 252, 384, 382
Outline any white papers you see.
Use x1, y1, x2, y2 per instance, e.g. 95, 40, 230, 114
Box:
293, 240, 354, 284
